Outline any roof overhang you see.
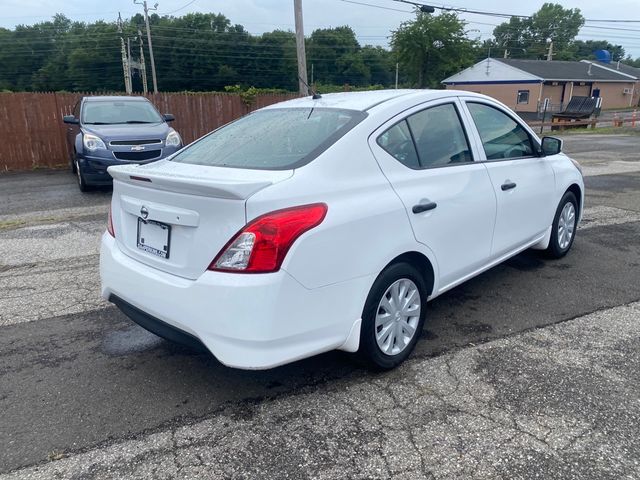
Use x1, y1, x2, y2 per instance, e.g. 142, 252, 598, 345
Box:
443, 80, 542, 85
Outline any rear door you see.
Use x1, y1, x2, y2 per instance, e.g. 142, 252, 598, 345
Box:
369, 98, 497, 289
460, 100, 556, 258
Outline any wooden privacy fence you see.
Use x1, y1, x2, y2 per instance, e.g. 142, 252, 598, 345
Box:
0, 92, 298, 171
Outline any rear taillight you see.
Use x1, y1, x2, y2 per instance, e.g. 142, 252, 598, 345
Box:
209, 203, 328, 273
107, 204, 115, 237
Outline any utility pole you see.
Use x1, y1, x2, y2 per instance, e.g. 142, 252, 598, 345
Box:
126, 32, 148, 94
293, 0, 308, 96
127, 37, 133, 83
117, 13, 132, 94
138, 29, 148, 94
546, 39, 553, 61
395, 62, 399, 89
135, 0, 159, 93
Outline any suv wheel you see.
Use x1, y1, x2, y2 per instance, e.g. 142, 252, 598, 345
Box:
70, 150, 77, 174
75, 159, 90, 193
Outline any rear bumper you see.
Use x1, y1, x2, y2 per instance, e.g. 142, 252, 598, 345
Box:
109, 295, 207, 351
100, 233, 371, 369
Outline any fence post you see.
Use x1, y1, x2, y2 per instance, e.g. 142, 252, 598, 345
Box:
52, 92, 70, 165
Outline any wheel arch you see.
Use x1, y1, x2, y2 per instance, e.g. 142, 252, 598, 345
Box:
382, 250, 436, 298
566, 183, 583, 220
74, 133, 83, 158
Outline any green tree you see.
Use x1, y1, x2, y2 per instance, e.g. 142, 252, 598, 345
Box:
569, 40, 625, 62
493, 3, 584, 60
255, 30, 297, 90
307, 26, 360, 85
391, 11, 476, 88
361, 46, 394, 86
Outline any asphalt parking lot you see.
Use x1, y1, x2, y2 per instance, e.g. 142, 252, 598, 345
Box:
1, 133, 639, 479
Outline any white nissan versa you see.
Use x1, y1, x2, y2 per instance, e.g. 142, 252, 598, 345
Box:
100, 89, 583, 370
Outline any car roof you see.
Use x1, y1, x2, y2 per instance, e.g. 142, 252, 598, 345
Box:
82, 96, 150, 102
262, 89, 456, 112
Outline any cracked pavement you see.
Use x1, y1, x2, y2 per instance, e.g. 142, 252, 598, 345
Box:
4, 303, 640, 480
0, 133, 639, 479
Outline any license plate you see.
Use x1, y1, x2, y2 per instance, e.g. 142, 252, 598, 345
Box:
137, 218, 171, 259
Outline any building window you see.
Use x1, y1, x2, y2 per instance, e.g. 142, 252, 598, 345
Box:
517, 90, 530, 104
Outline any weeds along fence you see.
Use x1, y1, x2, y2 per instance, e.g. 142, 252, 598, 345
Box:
0, 91, 298, 171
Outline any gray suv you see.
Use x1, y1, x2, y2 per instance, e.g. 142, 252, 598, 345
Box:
63, 96, 183, 191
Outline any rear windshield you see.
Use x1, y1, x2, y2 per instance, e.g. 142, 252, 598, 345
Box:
82, 100, 163, 125
170, 108, 366, 170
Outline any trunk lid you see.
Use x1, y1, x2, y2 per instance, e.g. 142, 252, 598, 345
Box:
108, 160, 293, 279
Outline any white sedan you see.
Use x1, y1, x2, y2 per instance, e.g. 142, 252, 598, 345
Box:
100, 89, 583, 370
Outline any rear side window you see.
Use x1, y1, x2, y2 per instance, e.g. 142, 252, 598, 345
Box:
467, 102, 534, 160
171, 108, 366, 170
377, 120, 420, 169
377, 103, 472, 169
406, 103, 473, 168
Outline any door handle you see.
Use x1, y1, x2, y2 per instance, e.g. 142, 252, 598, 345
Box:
501, 182, 517, 191
412, 201, 437, 214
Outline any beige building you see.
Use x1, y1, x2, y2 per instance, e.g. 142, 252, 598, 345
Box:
442, 58, 639, 119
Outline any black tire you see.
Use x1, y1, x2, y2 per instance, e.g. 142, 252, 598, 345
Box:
70, 150, 77, 174
546, 191, 578, 259
75, 158, 90, 193
357, 262, 428, 370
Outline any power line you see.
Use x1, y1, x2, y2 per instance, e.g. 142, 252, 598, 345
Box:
389, 0, 640, 23
162, 0, 197, 15
134, 0, 159, 93
339, 0, 412, 14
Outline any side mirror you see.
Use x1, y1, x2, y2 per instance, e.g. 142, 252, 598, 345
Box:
163, 113, 175, 122
63, 115, 79, 125
541, 136, 563, 156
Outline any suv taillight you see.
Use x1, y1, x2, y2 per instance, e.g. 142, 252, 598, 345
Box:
107, 204, 115, 237
209, 203, 327, 273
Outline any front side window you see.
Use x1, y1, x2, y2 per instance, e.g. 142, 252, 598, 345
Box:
82, 100, 163, 125
171, 108, 365, 170
467, 102, 534, 160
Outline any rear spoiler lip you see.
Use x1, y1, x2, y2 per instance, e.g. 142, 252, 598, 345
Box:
107, 164, 289, 200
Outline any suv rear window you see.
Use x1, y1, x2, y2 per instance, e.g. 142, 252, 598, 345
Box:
171, 108, 366, 170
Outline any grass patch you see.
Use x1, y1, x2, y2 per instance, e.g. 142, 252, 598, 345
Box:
0, 216, 67, 231
555, 126, 640, 136
0, 219, 26, 230
47, 450, 66, 461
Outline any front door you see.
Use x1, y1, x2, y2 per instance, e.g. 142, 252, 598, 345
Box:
369, 99, 497, 290
462, 100, 556, 258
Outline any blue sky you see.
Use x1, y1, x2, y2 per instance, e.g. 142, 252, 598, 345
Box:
1, 0, 639, 57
